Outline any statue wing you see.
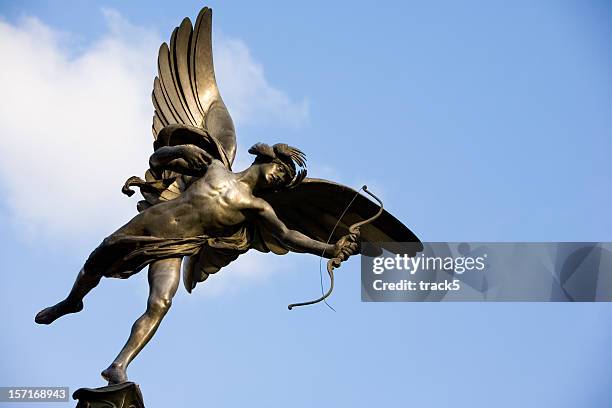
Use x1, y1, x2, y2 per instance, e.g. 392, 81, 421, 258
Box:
259, 178, 422, 255
152, 7, 236, 164
126, 7, 235, 211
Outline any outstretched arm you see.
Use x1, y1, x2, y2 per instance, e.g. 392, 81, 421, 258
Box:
149, 144, 213, 176
253, 198, 357, 260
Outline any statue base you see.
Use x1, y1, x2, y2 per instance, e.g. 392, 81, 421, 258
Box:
73, 382, 145, 408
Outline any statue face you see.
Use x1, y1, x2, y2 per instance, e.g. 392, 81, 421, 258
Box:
259, 162, 290, 188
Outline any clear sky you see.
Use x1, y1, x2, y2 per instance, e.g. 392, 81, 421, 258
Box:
1, 1, 611, 407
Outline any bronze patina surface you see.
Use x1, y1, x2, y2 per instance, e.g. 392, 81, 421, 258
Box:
73, 382, 144, 408
35, 6, 420, 387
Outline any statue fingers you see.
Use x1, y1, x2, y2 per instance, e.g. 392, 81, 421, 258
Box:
341, 247, 353, 258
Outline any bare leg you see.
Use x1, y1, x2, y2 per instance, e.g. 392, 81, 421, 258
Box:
101, 257, 182, 384
35, 267, 102, 325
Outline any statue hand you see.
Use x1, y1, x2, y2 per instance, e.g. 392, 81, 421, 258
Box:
181, 145, 211, 169
333, 231, 360, 262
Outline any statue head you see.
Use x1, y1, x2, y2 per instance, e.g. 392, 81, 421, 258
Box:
248, 143, 307, 191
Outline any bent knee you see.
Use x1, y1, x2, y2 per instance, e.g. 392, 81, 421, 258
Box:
80, 267, 103, 281
147, 296, 172, 314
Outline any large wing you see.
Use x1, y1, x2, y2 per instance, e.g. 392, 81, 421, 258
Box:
127, 7, 235, 211
260, 178, 422, 255
152, 7, 236, 165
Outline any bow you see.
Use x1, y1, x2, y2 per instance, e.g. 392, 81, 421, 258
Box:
288, 185, 384, 310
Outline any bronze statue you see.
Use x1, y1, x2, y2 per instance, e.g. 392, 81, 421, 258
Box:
35, 7, 420, 386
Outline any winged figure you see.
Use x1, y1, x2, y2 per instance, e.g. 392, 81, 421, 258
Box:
34, 7, 421, 385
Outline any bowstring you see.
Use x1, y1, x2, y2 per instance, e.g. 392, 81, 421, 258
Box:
318, 186, 364, 311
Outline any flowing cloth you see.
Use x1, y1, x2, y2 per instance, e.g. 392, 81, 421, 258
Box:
84, 235, 209, 279
84, 226, 252, 280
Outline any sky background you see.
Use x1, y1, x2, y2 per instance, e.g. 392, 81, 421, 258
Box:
0, 1, 611, 407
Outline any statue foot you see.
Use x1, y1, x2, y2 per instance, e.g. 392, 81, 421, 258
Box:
102, 364, 128, 385
34, 300, 83, 325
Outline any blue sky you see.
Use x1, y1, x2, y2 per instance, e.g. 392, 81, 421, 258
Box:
0, 1, 611, 407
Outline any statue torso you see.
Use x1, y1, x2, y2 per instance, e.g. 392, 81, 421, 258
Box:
126, 160, 254, 238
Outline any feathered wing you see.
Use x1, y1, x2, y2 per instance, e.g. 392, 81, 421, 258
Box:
259, 178, 422, 256
152, 7, 236, 163
129, 7, 236, 211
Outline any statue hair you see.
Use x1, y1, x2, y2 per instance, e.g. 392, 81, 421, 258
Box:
248, 143, 307, 188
